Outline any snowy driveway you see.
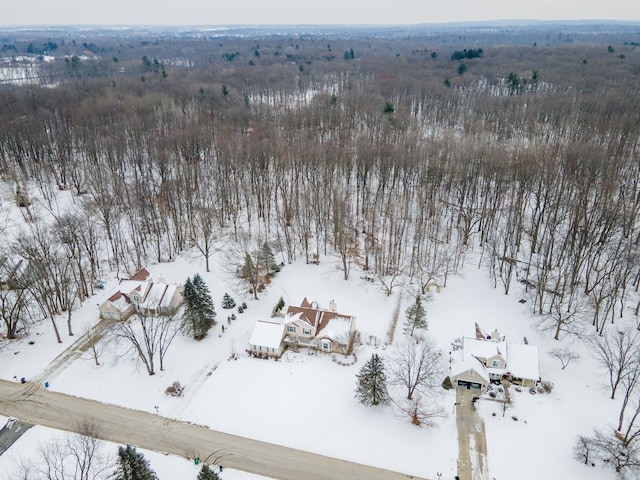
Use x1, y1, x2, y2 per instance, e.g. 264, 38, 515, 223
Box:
455, 388, 488, 480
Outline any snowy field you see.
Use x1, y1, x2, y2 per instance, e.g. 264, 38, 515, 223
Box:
0, 190, 631, 480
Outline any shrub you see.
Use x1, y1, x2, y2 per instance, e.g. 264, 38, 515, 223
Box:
166, 381, 183, 397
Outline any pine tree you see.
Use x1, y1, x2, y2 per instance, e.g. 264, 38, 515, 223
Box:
197, 464, 220, 480
182, 275, 216, 340
115, 445, 158, 480
260, 242, 276, 275
240, 253, 260, 299
355, 353, 390, 406
403, 296, 427, 336
222, 292, 236, 309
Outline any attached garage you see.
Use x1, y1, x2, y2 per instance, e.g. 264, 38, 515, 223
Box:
451, 355, 490, 393
456, 379, 483, 391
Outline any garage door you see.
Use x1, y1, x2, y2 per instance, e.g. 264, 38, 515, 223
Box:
457, 380, 482, 390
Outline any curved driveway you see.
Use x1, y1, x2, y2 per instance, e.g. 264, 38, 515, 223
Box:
0, 379, 424, 480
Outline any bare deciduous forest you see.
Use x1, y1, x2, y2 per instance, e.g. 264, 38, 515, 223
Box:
1, 24, 639, 341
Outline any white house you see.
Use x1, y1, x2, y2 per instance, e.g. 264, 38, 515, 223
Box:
451, 329, 540, 392
248, 318, 286, 358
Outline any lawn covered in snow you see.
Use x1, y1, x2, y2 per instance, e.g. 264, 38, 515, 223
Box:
0, 244, 628, 480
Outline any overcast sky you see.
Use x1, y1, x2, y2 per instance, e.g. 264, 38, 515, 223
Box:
3, 0, 640, 25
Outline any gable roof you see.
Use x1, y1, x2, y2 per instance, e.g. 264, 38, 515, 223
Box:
285, 299, 355, 335
463, 337, 507, 360
249, 319, 285, 349
129, 268, 152, 282
451, 354, 490, 384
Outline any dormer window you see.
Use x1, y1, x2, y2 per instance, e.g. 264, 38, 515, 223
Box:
492, 360, 500, 367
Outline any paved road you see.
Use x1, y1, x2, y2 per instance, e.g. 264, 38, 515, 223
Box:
0, 418, 33, 456
455, 389, 488, 480
0, 379, 425, 480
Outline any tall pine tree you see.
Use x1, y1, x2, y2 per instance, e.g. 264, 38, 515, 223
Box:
115, 445, 158, 480
403, 296, 427, 336
197, 464, 221, 480
355, 353, 390, 406
182, 274, 216, 340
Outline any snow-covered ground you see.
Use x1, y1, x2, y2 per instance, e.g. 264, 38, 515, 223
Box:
0, 189, 629, 480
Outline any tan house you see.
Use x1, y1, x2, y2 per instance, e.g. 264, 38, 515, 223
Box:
284, 298, 356, 355
451, 329, 540, 392
451, 355, 491, 392
98, 268, 183, 321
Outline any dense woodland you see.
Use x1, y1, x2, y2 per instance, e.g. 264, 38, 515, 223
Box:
1, 24, 640, 343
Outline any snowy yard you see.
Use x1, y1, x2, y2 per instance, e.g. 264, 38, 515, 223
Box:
0, 246, 629, 480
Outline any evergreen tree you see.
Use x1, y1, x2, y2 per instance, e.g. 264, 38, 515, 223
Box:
403, 296, 427, 336
355, 353, 390, 406
222, 292, 236, 309
260, 242, 276, 275
115, 445, 158, 480
240, 253, 260, 299
182, 274, 216, 340
197, 464, 220, 480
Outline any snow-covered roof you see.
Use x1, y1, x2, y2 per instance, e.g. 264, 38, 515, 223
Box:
249, 319, 285, 349
463, 337, 507, 360
118, 280, 144, 296
105, 291, 131, 313
451, 354, 490, 383
159, 284, 178, 309
285, 311, 314, 328
140, 283, 168, 310
317, 316, 353, 342
506, 343, 540, 381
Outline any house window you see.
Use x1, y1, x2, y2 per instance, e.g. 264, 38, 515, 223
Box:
287, 326, 296, 332
492, 360, 500, 367
322, 341, 331, 350
303, 329, 311, 335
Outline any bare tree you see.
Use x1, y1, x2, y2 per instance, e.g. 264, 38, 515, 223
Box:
389, 336, 445, 400
588, 328, 640, 400
113, 311, 181, 375
0, 281, 33, 339
10, 421, 113, 480
396, 394, 445, 428
549, 348, 580, 370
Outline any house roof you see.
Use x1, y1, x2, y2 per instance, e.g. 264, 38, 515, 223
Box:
316, 316, 353, 343
103, 291, 131, 313
129, 268, 152, 281
139, 283, 168, 310
463, 337, 507, 360
451, 354, 490, 384
285, 299, 355, 335
159, 284, 178, 309
461, 335, 539, 382
249, 319, 285, 349
506, 343, 540, 381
